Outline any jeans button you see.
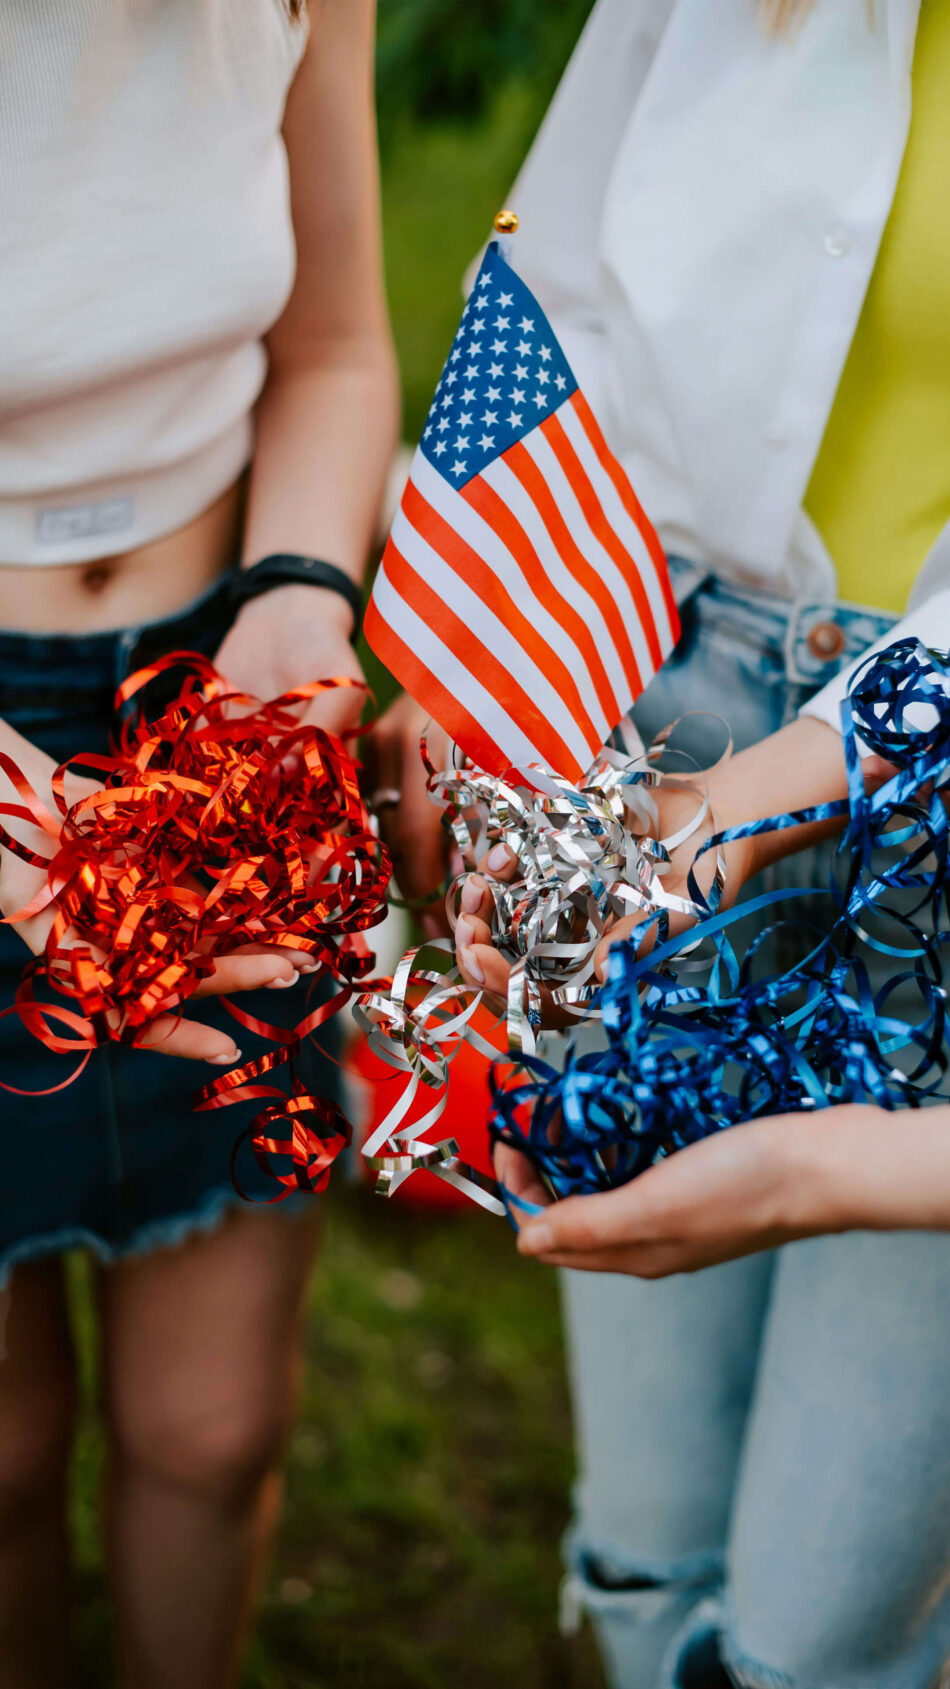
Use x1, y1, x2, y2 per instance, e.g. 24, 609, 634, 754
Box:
806, 620, 847, 660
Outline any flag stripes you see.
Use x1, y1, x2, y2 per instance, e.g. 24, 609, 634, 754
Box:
458, 472, 619, 736
464, 463, 621, 734
414, 453, 612, 732
400, 478, 603, 757
386, 502, 592, 774
365, 571, 531, 775
570, 392, 679, 645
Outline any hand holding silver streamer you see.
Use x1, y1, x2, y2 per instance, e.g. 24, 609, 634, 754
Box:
437, 733, 728, 1052
355, 722, 730, 1208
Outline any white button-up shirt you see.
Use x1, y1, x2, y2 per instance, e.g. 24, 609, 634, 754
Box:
507, 0, 950, 735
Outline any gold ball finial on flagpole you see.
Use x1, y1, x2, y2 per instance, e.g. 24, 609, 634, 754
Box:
494, 209, 519, 234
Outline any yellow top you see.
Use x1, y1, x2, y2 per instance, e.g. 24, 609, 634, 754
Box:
804, 0, 950, 613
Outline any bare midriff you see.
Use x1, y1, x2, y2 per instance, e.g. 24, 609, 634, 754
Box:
0, 477, 246, 635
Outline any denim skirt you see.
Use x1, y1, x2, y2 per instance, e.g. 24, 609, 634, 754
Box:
0, 574, 339, 1282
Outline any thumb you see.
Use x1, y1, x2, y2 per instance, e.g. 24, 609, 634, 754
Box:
517, 1183, 648, 1257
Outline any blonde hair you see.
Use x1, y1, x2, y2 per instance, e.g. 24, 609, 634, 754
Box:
759, 0, 875, 34
759, 0, 814, 29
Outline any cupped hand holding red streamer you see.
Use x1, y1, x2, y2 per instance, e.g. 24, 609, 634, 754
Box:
1, 834, 313, 1065
0, 652, 392, 1087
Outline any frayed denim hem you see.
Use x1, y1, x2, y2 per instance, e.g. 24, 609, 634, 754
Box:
560, 1525, 725, 1660
0, 1183, 314, 1290
719, 1629, 797, 1689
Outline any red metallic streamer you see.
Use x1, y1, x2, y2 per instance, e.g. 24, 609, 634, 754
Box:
0, 651, 392, 1193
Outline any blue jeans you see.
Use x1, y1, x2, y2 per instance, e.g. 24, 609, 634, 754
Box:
560, 564, 950, 1689
0, 574, 337, 1283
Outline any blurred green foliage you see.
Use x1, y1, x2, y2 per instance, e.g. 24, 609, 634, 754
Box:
377, 0, 594, 442
376, 0, 594, 138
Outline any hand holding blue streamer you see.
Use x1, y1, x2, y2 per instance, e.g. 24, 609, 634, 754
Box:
489, 639, 950, 1209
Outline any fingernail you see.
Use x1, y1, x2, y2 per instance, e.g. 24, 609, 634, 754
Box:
209, 1048, 241, 1066
460, 876, 483, 914
455, 916, 475, 949
487, 844, 510, 871
459, 946, 484, 984
267, 972, 299, 989
299, 962, 320, 974
518, 1222, 553, 1254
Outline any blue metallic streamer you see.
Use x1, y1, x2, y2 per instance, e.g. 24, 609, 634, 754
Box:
489, 639, 950, 1203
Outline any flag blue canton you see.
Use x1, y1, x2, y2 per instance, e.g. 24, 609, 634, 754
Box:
419, 242, 578, 489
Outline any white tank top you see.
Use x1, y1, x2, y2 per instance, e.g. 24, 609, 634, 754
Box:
0, 0, 308, 565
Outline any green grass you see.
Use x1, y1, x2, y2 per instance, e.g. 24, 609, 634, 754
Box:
71, 1186, 604, 1688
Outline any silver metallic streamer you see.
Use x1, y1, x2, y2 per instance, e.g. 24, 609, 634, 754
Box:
355, 727, 727, 1210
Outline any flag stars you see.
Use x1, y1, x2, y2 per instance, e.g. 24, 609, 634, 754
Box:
425, 256, 577, 481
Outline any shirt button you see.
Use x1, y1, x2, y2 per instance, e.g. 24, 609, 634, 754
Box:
807, 621, 847, 660
764, 426, 788, 450
824, 225, 851, 258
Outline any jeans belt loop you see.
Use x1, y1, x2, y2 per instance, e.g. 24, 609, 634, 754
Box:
784, 596, 847, 689
668, 557, 715, 609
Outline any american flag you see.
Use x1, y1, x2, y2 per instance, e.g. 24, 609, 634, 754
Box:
365, 237, 679, 782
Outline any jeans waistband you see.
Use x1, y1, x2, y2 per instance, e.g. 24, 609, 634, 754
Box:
668, 557, 897, 688
0, 569, 235, 705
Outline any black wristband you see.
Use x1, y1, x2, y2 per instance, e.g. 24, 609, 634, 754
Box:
230, 554, 363, 642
